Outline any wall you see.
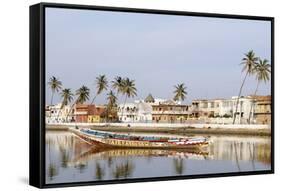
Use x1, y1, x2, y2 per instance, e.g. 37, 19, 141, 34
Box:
0, 0, 279, 191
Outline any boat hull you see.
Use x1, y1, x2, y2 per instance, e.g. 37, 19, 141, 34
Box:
71, 128, 209, 151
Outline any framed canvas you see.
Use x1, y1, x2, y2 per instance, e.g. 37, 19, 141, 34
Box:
29, 2, 274, 188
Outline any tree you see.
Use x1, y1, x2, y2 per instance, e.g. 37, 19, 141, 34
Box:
107, 90, 117, 108
248, 59, 270, 123
173, 83, 187, 102
111, 76, 124, 96
103, 90, 118, 122
90, 75, 108, 104
56, 88, 73, 122
47, 76, 62, 105
76, 86, 90, 104
66, 85, 90, 121
120, 78, 137, 121
233, 50, 258, 124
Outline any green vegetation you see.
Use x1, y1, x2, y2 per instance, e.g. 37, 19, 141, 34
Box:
48, 76, 62, 105
233, 50, 270, 124
233, 50, 258, 124
173, 83, 187, 102
91, 74, 108, 104
248, 58, 271, 123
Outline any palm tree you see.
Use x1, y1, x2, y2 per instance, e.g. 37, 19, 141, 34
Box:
56, 88, 73, 122
111, 76, 124, 96
120, 78, 137, 121
76, 86, 90, 104
248, 59, 270, 123
107, 90, 117, 108
104, 90, 118, 122
47, 76, 62, 105
66, 86, 90, 121
233, 50, 258, 124
90, 75, 108, 104
173, 83, 187, 102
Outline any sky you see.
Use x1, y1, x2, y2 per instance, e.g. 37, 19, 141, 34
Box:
45, 7, 271, 105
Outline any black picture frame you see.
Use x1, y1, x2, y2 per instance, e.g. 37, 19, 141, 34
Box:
29, 2, 274, 189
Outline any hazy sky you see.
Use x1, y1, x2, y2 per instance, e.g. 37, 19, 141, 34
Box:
45, 8, 271, 105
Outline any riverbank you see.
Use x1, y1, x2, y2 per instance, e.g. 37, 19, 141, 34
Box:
46, 122, 271, 136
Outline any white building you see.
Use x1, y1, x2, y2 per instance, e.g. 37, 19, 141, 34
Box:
46, 103, 71, 123
231, 96, 254, 124
117, 101, 152, 123
191, 96, 254, 124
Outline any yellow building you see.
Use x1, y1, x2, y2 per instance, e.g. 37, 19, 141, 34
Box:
87, 115, 101, 123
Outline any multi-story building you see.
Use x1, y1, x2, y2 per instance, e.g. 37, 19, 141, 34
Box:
74, 104, 107, 123
191, 96, 255, 124
152, 100, 191, 123
117, 101, 152, 123
253, 95, 271, 124
87, 105, 107, 123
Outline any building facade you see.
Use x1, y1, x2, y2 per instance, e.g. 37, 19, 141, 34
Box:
191, 96, 255, 124
152, 100, 191, 123
253, 95, 271, 124
74, 104, 106, 123
46, 104, 71, 123
117, 101, 152, 123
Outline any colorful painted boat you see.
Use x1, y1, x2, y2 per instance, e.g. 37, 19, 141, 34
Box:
70, 128, 209, 151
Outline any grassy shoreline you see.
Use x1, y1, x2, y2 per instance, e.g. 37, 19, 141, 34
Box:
46, 124, 271, 136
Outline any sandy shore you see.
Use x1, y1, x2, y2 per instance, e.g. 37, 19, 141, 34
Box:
46, 123, 271, 136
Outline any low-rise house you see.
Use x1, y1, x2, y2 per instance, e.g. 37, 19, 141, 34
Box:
46, 103, 71, 123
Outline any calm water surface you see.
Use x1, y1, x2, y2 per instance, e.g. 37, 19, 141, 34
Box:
46, 130, 271, 184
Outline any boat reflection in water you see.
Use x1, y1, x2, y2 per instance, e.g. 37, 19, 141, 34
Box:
46, 130, 271, 184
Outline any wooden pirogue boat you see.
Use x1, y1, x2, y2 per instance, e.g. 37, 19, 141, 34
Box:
70, 128, 209, 150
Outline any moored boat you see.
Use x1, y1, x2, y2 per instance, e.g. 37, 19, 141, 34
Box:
70, 128, 209, 150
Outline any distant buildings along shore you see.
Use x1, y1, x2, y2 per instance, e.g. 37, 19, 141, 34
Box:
46, 94, 271, 125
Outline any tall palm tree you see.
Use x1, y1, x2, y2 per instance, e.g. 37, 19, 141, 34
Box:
248, 59, 270, 123
66, 85, 90, 121
233, 50, 258, 124
47, 76, 62, 105
76, 86, 90, 104
90, 75, 108, 104
120, 78, 137, 121
173, 83, 187, 102
111, 76, 124, 96
56, 88, 73, 122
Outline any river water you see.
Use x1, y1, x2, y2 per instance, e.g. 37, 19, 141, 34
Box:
45, 130, 271, 184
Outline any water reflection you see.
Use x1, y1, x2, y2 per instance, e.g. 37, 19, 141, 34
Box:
46, 131, 271, 184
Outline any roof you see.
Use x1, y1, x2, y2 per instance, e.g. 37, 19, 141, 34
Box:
144, 93, 155, 103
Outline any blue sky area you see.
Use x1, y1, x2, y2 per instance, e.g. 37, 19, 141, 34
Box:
45, 8, 271, 105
